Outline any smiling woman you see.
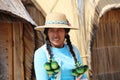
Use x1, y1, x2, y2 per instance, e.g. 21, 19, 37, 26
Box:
47, 28, 66, 48
34, 12, 88, 80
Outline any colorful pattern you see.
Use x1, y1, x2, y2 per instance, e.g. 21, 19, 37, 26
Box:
45, 21, 68, 25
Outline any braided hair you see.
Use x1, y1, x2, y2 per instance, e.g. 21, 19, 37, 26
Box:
44, 28, 77, 63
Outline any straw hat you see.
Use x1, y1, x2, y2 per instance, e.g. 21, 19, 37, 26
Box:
34, 12, 78, 30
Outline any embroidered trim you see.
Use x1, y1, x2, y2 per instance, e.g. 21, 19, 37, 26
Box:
45, 21, 68, 25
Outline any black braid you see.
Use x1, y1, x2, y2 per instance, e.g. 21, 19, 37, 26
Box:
44, 29, 53, 59
65, 34, 77, 63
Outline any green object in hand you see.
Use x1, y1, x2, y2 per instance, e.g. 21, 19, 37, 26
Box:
71, 62, 88, 77
71, 69, 79, 77
51, 61, 59, 69
54, 67, 60, 73
46, 70, 55, 75
44, 62, 51, 70
44, 59, 60, 75
76, 66, 85, 74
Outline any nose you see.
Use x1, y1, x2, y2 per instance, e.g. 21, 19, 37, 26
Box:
54, 31, 58, 37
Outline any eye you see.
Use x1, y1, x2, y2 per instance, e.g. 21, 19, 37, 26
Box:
48, 29, 54, 33
58, 28, 65, 32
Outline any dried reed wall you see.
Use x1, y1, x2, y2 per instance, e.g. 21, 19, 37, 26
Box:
91, 9, 120, 80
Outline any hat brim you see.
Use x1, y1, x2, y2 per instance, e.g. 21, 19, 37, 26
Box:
34, 24, 78, 31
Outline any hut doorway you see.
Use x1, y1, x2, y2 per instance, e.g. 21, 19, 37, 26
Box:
0, 22, 31, 80
91, 9, 120, 80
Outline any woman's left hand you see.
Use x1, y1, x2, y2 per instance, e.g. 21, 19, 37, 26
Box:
76, 75, 82, 80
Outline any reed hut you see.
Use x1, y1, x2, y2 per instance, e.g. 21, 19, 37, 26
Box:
81, 0, 120, 80
0, 0, 45, 80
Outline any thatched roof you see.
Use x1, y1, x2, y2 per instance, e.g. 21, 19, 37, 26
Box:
95, 0, 120, 20
86, 0, 120, 26
0, 0, 37, 26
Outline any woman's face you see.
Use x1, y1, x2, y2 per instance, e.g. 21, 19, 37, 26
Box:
48, 28, 66, 48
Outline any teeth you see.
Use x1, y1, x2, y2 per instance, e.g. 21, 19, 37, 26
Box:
53, 37, 59, 40
54, 39, 59, 41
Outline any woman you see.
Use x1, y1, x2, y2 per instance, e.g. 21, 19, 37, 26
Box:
34, 12, 88, 80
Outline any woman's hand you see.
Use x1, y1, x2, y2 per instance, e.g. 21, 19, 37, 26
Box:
76, 75, 82, 80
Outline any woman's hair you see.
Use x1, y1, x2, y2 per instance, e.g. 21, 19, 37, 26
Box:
44, 28, 77, 63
